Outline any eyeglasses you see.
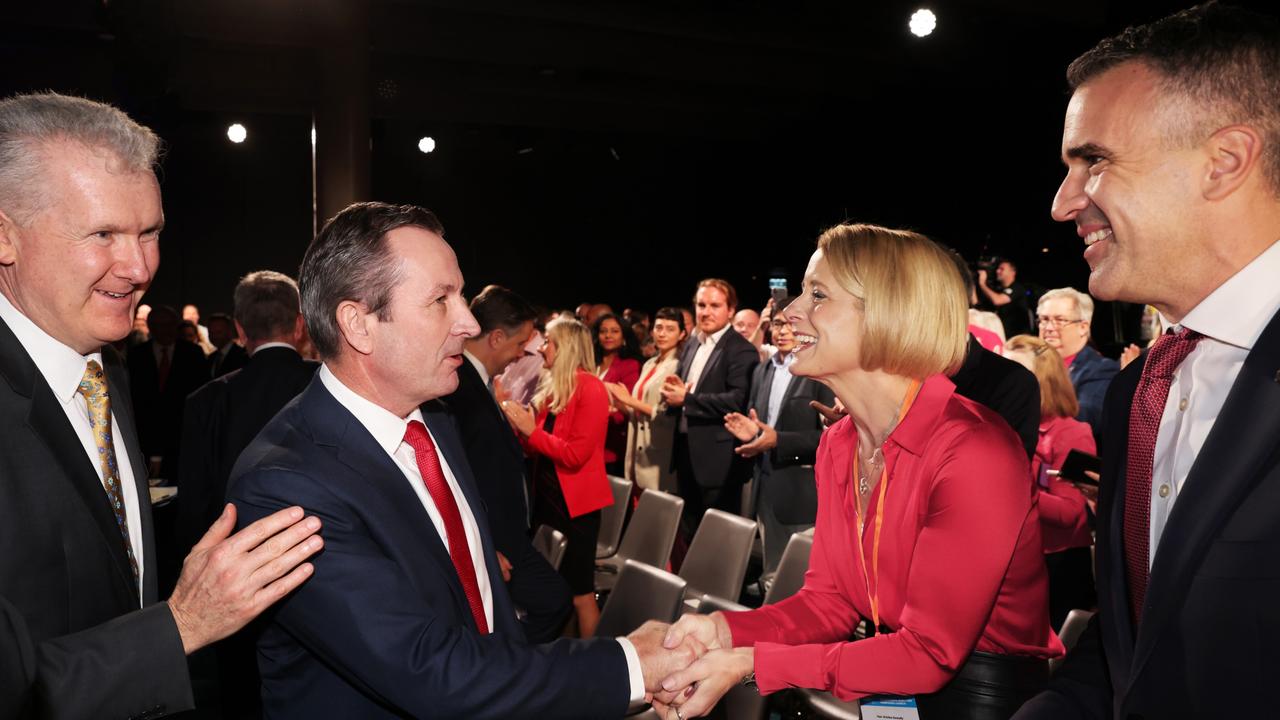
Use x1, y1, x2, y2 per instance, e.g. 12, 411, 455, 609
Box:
1037, 316, 1083, 329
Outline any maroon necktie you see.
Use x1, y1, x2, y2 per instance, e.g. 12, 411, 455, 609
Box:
1124, 327, 1202, 625
403, 420, 489, 634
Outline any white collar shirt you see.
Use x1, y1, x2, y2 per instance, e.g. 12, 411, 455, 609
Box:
0, 292, 145, 603
765, 350, 796, 427
1149, 239, 1280, 566
317, 364, 494, 630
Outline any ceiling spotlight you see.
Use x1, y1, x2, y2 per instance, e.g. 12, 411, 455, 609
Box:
909, 8, 936, 37
418, 136, 436, 154
227, 123, 247, 144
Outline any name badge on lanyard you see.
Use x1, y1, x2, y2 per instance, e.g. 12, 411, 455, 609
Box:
860, 695, 920, 720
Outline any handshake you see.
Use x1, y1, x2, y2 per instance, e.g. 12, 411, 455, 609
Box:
625, 612, 756, 719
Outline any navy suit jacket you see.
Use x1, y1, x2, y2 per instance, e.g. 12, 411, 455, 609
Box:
1069, 345, 1118, 443
228, 377, 630, 719
1015, 307, 1280, 718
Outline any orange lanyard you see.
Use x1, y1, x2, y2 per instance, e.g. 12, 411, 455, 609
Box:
851, 379, 921, 631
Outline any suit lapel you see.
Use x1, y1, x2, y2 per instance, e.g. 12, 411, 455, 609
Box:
1097, 362, 1141, 679
0, 319, 138, 604
754, 361, 775, 415
1131, 309, 1280, 679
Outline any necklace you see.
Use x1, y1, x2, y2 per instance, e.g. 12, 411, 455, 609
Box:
856, 408, 901, 497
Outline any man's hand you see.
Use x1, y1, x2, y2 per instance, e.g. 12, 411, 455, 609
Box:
492, 375, 511, 405
628, 620, 706, 692
809, 397, 847, 427
731, 409, 777, 459
723, 412, 756, 443
496, 551, 513, 582
977, 268, 989, 286
168, 503, 322, 655
661, 375, 688, 408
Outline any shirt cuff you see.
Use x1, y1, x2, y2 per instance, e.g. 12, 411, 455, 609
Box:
616, 637, 647, 704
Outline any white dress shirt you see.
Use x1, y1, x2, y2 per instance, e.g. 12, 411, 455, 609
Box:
764, 350, 796, 427
1149, 239, 1280, 565
318, 364, 495, 630
0, 292, 145, 603
679, 324, 731, 433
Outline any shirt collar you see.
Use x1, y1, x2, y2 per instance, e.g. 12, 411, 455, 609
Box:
771, 350, 795, 368
0, 291, 102, 403
462, 349, 491, 387
1175, 238, 1280, 350
318, 364, 425, 455
250, 341, 296, 357
697, 324, 731, 347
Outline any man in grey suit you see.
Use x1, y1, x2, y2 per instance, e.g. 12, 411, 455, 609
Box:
0, 92, 322, 719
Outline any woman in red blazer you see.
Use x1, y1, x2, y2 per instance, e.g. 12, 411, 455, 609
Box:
656, 224, 1062, 719
592, 313, 642, 476
502, 317, 612, 637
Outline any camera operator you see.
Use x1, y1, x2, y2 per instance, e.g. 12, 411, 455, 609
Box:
978, 257, 1034, 336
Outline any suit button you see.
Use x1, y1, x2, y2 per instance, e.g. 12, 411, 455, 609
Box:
1158, 484, 1170, 498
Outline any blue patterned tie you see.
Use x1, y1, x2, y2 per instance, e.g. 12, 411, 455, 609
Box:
78, 360, 139, 589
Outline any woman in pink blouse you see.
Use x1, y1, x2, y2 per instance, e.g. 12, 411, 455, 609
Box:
656, 224, 1062, 719
592, 313, 641, 477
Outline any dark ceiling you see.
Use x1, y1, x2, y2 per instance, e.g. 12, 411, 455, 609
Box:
2, 0, 1271, 339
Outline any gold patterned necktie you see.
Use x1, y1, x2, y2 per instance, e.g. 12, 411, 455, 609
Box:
78, 360, 140, 588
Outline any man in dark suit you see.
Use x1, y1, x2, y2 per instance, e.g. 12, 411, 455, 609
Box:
1015, 5, 1280, 717
0, 92, 321, 719
178, 270, 319, 716
206, 311, 250, 379
228, 202, 696, 718
442, 284, 571, 643
128, 303, 209, 479
724, 304, 835, 573
662, 278, 760, 555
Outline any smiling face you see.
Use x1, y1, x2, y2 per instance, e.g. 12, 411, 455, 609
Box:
1036, 295, 1089, 355
786, 249, 864, 381
1052, 62, 1206, 310
597, 316, 624, 353
0, 141, 162, 354
364, 227, 480, 410
770, 317, 796, 355
539, 335, 558, 369
695, 285, 732, 335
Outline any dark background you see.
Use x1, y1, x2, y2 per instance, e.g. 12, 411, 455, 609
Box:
4, 0, 1273, 348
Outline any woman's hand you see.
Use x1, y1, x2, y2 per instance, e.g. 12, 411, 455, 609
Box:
652, 648, 755, 718
606, 382, 633, 408
1119, 343, 1142, 370
500, 400, 537, 437
723, 412, 757, 443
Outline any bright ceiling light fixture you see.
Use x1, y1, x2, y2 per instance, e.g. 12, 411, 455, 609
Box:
909, 8, 937, 38
227, 123, 247, 144
418, 136, 436, 154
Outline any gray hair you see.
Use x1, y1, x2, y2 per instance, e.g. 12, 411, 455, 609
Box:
299, 202, 444, 359
1038, 287, 1095, 324
0, 92, 160, 224
234, 270, 301, 343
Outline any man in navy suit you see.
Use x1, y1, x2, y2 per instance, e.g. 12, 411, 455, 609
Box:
443, 283, 572, 643
1015, 4, 1280, 717
228, 202, 697, 718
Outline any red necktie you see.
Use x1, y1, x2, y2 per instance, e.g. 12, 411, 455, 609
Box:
1124, 327, 1201, 626
403, 420, 489, 634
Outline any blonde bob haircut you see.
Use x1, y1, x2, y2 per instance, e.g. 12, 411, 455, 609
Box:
533, 317, 597, 415
1005, 334, 1080, 419
816, 223, 968, 378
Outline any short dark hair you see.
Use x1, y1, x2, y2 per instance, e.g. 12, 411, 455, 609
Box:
300, 202, 444, 359
469, 284, 537, 336
1067, 2, 1280, 191
234, 270, 300, 343
654, 307, 684, 326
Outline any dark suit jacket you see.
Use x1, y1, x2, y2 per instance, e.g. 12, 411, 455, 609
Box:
442, 358, 530, 552
228, 378, 630, 719
209, 342, 249, 379
0, 320, 191, 720
1015, 307, 1280, 719
127, 338, 208, 478
747, 357, 835, 525
671, 328, 759, 488
176, 346, 318, 557
950, 334, 1040, 460
1069, 345, 1118, 443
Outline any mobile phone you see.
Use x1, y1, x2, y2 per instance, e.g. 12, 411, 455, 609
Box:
768, 277, 788, 307
1057, 449, 1101, 486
